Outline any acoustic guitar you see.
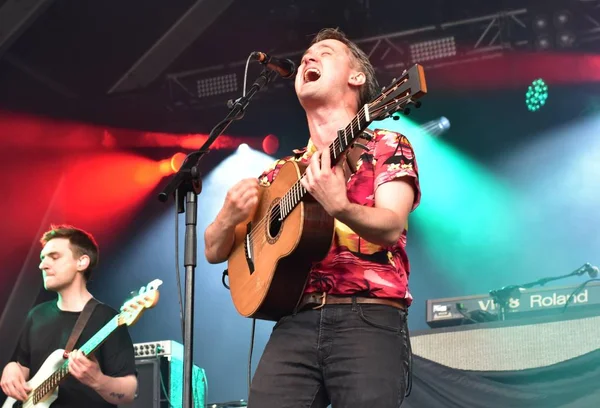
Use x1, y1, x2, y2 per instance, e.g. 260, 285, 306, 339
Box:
227, 64, 427, 321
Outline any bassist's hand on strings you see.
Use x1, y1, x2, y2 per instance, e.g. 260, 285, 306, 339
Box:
301, 149, 350, 218
0, 361, 31, 401
68, 349, 103, 389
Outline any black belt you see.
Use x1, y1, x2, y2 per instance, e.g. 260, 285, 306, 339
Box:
297, 292, 407, 312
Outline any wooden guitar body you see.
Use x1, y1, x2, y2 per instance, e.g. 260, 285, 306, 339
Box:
227, 160, 335, 320
226, 63, 427, 321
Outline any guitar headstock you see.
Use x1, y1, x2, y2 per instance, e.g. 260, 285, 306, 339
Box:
118, 279, 163, 327
368, 64, 427, 121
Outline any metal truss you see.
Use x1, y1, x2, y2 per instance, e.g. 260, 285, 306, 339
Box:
166, 5, 600, 110
108, 0, 235, 94
0, 0, 55, 58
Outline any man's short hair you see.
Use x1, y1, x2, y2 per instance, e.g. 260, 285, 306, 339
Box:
310, 27, 380, 108
41, 225, 99, 281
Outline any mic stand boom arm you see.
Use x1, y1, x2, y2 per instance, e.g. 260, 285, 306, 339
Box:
157, 67, 278, 408
489, 263, 595, 321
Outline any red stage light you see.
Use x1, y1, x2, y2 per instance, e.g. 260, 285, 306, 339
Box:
158, 152, 186, 176
170, 152, 187, 172
262, 134, 279, 155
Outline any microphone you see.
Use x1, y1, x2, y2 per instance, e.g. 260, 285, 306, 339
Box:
574, 263, 599, 278
251, 51, 296, 79
586, 264, 599, 278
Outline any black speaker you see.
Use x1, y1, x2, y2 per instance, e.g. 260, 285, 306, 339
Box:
119, 356, 206, 408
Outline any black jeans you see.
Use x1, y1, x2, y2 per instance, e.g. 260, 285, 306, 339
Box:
248, 301, 411, 408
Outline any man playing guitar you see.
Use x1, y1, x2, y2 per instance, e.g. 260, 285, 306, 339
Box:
205, 28, 421, 408
1, 225, 138, 407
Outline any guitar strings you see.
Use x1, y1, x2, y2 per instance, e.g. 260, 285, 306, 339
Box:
246, 101, 399, 247
246, 108, 369, 245
246, 98, 403, 248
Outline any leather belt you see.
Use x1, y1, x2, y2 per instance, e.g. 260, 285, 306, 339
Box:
297, 292, 407, 312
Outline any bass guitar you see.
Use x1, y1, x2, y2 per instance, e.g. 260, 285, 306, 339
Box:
2, 279, 163, 408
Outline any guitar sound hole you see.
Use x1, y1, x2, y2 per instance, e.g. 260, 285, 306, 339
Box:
268, 204, 283, 239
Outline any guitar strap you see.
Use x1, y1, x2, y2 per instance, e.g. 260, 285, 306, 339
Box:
62, 297, 100, 359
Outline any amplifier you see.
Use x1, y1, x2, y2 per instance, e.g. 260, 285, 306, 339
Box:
134, 340, 182, 358
121, 340, 206, 408
426, 281, 600, 328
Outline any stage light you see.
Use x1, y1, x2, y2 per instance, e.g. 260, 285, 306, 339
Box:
525, 79, 549, 112
170, 152, 187, 172
553, 10, 571, 28
535, 35, 552, 51
262, 134, 279, 155
533, 15, 549, 32
196, 73, 237, 98
409, 36, 456, 63
237, 143, 250, 153
158, 152, 187, 176
420, 116, 451, 138
556, 31, 576, 48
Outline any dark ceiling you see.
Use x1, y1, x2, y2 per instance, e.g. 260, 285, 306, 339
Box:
0, 0, 597, 134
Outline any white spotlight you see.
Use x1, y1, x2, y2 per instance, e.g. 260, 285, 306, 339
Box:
421, 116, 451, 137
237, 143, 251, 153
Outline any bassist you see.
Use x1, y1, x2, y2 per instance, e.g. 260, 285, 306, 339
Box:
0, 225, 137, 407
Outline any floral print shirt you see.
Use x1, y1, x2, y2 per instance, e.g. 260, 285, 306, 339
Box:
258, 128, 421, 304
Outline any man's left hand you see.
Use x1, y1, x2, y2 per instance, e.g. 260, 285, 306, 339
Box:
300, 149, 350, 217
68, 350, 103, 390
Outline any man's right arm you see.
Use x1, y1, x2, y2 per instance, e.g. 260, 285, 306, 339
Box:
1, 362, 31, 401
204, 178, 260, 264
204, 213, 237, 264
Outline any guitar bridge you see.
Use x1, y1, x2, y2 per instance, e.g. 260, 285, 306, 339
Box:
244, 222, 255, 274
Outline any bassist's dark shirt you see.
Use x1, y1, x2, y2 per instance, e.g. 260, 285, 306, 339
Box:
12, 300, 136, 408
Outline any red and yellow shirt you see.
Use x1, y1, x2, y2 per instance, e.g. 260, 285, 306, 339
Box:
258, 128, 421, 305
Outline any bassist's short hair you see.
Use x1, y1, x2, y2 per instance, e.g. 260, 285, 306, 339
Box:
41, 225, 99, 281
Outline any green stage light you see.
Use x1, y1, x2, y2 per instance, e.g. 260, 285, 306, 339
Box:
526, 78, 548, 112
369, 116, 521, 290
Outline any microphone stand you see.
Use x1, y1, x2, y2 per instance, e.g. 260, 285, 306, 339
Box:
489, 263, 595, 321
158, 67, 278, 408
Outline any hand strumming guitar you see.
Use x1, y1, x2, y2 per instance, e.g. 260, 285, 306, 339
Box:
205, 177, 260, 264
0, 361, 31, 402
219, 178, 260, 228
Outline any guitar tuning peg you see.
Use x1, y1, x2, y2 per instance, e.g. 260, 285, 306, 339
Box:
414, 100, 422, 109
403, 107, 411, 116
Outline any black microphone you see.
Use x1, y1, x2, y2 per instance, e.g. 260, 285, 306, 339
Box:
586, 264, 599, 278
574, 263, 599, 278
251, 51, 296, 79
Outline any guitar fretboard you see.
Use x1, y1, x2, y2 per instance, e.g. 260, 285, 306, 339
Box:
278, 105, 370, 220
32, 315, 119, 404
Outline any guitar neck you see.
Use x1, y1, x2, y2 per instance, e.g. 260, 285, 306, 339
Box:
279, 105, 372, 220
327, 104, 372, 164
31, 315, 120, 403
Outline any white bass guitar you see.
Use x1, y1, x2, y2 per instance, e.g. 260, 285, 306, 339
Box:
2, 279, 162, 408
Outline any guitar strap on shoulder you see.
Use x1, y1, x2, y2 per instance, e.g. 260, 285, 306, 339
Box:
63, 297, 100, 359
